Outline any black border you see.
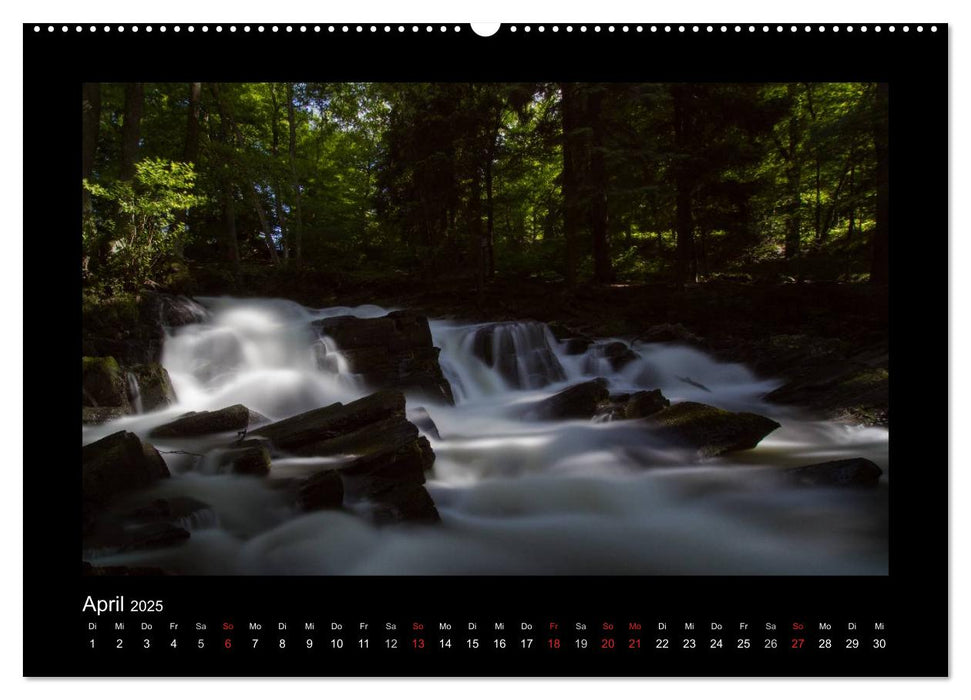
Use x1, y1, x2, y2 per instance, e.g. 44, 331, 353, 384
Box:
23, 23, 948, 677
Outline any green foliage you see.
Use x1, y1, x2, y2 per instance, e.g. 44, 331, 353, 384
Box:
84, 158, 200, 288
81, 81, 885, 291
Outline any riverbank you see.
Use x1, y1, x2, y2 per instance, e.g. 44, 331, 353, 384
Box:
86, 265, 888, 426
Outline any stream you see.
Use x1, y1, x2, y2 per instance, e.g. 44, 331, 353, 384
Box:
82, 297, 888, 575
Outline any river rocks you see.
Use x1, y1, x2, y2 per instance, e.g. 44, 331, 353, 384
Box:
636, 323, 704, 346
313, 311, 454, 404
766, 365, 889, 427
593, 389, 671, 422
128, 363, 177, 411
82, 431, 170, 513
371, 483, 441, 525
296, 470, 345, 511
643, 402, 780, 457
149, 404, 264, 439
562, 337, 593, 355
527, 379, 610, 420
252, 390, 407, 453
408, 406, 442, 441
784, 458, 883, 487
471, 322, 566, 390
82, 356, 130, 411
603, 341, 639, 371
255, 390, 439, 524
581, 341, 639, 373
213, 445, 272, 476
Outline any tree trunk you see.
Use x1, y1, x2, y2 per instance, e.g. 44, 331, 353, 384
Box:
173, 82, 202, 257
249, 186, 281, 264
119, 83, 144, 181
560, 83, 580, 287
847, 162, 856, 240
221, 182, 240, 267
485, 138, 496, 279
209, 84, 240, 268
784, 83, 801, 261
814, 155, 822, 245
870, 82, 889, 285
469, 166, 484, 304
588, 86, 611, 284
286, 83, 304, 262
672, 86, 695, 287
183, 83, 202, 163
81, 83, 101, 246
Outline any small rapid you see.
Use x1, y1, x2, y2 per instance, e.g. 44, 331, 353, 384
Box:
82, 297, 888, 575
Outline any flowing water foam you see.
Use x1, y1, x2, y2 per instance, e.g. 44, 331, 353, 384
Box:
83, 297, 888, 575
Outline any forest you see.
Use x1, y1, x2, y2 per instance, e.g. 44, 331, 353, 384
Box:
79, 82, 892, 577
80, 82, 889, 300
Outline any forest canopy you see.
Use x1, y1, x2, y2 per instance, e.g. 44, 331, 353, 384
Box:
81, 82, 889, 295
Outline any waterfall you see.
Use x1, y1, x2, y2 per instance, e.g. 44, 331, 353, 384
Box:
82, 297, 889, 576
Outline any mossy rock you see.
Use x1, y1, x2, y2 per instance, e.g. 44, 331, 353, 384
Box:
129, 363, 177, 411
644, 401, 780, 457
82, 356, 131, 410
527, 379, 610, 420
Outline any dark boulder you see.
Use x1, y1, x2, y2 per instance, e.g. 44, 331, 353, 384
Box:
252, 390, 406, 453
297, 470, 345, 511
81, 293, 201, 367
636, 323, 704, 346
624, 389, 671, 419
643, 402, 780, 457
603, 341, 639, 371
407, 406, 442, 441
527, 379, 610, 420
82, 356, 131, 410
82, 431, 170, 512
471, 322, 566, 389
594, 389, 670, 422
372, 483, 441, 525
765, 366, 888, 427
254, 390, 439, 523
128, 363, 177, 411
212, 445, 272, 476
562, 337, 593, 356
312, 311, 454, 404
784, 458, 883, 487
149, 404, 263, 439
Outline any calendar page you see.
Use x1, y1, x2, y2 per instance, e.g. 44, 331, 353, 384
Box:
23, 21, 946, 677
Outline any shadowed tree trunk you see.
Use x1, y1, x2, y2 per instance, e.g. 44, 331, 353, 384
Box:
209, 84, 240, 268
784, 84, 802, 262
119, 83, 144, 181
672, 85, 696, 287
286, 83, 304, 262
588, 86, 611, 284
870, 82, 889, 285
82, 83, 101, 248
172, 82, 202, 257
560, 83, 580, 287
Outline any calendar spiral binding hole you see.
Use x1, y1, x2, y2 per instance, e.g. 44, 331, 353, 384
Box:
33, 23, 940, 34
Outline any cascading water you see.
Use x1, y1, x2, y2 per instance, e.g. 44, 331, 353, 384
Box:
82, 297, 888, 575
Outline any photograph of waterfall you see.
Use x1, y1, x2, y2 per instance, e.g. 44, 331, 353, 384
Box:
80, 82, 889, 576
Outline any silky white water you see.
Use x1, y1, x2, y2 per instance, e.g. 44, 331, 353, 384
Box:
83, 297, 888, 575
